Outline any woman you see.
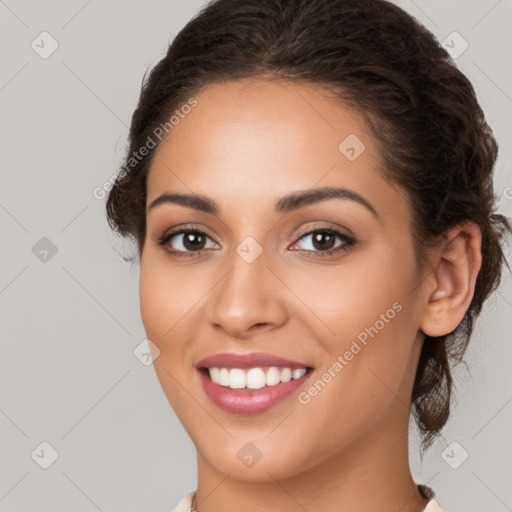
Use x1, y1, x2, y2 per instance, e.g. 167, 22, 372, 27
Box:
105, 0, 511, 510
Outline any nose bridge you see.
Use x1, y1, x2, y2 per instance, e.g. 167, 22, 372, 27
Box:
208, 236, 286, 335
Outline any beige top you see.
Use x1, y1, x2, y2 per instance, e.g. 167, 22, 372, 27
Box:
171, 484, 444, 512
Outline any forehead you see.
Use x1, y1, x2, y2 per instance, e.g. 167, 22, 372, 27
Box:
146, 78, 398, 216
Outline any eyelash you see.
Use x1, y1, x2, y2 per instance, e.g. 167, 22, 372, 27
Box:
157, 225, 356, 259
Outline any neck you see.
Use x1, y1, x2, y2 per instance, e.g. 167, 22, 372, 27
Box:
193, 411, 429, 512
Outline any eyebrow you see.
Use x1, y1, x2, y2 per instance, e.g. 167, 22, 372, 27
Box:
147, 186, 379, 218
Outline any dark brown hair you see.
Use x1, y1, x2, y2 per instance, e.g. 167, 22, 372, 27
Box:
105, 0, 511, 452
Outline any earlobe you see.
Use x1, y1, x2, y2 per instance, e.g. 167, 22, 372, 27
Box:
430, 289, 447, 301
420, 221, 482, 337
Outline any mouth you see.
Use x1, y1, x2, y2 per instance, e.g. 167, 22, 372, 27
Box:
198, 365, 314, 389
197, 365, 314, 415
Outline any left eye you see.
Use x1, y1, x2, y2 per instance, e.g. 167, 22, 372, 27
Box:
290, 228, 355, 254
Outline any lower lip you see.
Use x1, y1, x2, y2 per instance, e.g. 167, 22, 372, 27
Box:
197, 368, 313, 415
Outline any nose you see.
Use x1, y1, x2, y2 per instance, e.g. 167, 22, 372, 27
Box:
207, 245, 288, 339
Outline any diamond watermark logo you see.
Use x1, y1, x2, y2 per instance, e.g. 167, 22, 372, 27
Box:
31, 441, 59, 469
338, 134, 366, 161
31, 31, 59, 59
32, 237, 58, 263
441, 31, 468, 60
134, 338, 161, 366
236, 236, 263, 264
237, 442, 263, 468
441, 441, 469, 469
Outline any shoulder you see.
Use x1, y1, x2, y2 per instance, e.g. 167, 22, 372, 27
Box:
171, 487, 445, 511
418, 483, 445, 512
170, 490, 195, 512
423, 498, 444, 512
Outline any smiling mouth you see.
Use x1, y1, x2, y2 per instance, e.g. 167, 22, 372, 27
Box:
198, 366, 314, 390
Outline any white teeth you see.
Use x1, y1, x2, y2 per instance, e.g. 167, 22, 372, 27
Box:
209, 367, 220, 383
265, 367, 281, 386
229, 368, 246, 389
207, 366, 309, 389
219, 368, 230, 386
280, 367, 292, 382
246, 368, 266, 389
292, 368, 307, 379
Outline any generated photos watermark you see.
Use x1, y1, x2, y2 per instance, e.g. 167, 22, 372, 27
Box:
298, 301, 403, 405
93, 97, 198, 200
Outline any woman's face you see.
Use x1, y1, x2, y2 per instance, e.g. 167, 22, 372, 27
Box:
140, 79, 429, 480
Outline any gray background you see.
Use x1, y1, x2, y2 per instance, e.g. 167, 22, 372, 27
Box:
0, 1, 511, 511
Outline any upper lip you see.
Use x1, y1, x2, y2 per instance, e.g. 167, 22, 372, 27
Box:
196, 352, 313, 370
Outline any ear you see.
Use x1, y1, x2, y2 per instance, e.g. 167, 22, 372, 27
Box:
420, 221, 482, 337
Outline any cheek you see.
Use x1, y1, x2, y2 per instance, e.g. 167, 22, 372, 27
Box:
139, 265, 169, 344
287, 247, 417, 338
139, 256, 205, 344
294, 246, 420, 395
139, 258, 197, 415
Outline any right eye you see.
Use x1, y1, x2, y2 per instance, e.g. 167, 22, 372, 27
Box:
158, 228, 219, 258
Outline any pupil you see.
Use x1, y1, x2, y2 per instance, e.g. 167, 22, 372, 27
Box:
313, 232, 334, 250
184, 232, 204, 250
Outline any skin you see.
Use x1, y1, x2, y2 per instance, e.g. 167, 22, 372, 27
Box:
139, 78, 482, 512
